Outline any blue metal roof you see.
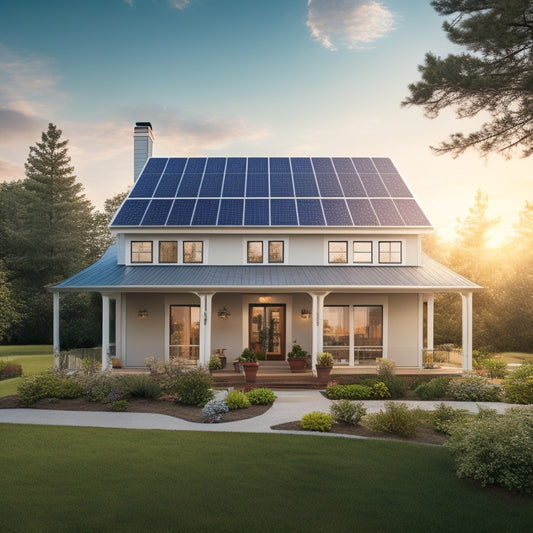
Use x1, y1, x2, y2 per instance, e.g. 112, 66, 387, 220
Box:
51, 246, 480, 292
111, 157, 432, 228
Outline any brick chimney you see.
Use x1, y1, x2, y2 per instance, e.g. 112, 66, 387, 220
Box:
133, 122, 154, 182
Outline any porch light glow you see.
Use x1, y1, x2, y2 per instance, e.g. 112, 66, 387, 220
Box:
300, 309, 311, 320
258, 296, 272, 303
138, 309, 148, 319
217, 307, 231, 319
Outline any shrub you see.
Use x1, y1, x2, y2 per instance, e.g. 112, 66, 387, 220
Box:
208, 355, 222, 371
246, 388, 277, 405
145, 358, 185, 394
414, 377, 450, 400
106, 400, 128, 412
502, 363, 533, 405
71, 370, 124, 402
238, 348, 257, 363
330, 400, 366, 425
431, 403, 471, 434
225, 390, 251, 409
476, 357, 508, 379
288, 344, 307, 358
376, 359, 407, 398
121, 374, 162, 399
175, 368, 214, 406
326, 383, 370, 400
445, 407, 533, 493
17, 373, 84, 405
447, 373, 501, 402
317, 352, 333, 368
370, 382, 391, 399
0, 362, 22, 380
300, 411, 332, 432
364, 402, 420, 437
202, 399, 229, 423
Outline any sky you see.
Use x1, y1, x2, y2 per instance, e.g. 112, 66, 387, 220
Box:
1, 0, 531, 245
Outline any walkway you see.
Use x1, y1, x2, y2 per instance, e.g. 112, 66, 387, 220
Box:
0, 391, 513, 434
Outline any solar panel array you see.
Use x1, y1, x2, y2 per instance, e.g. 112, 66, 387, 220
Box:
111, 157, 431, 227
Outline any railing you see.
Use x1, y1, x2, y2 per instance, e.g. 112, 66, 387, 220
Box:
423, 346, 462, 368
57, 347, 101, 370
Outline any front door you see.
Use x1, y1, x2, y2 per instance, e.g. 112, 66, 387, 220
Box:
249, 304, 285, 360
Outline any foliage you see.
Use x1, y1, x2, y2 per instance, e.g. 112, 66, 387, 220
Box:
376, 359, 407, 398
300, 411, 332, 432
447, 373, 501, 402
287, 344, 307, 358
106, 400, 128, 412
330, 400, 367, 426
502, 362, 533, 404
326, 382, 390, 400
121, 374, 162, 399
82, 356, 101, 374
0, 262, 21, 342
71, 370, 124, 402
370, 382, 391, 399
363, 402, 421, 437
403, 0, 533, 158
174, 368, 214, 406
238, 348, 258, 363
201, 399, 230, 423
414, 377, 450, 400
225, 390, 251, 409
246, 387, 277, 405
446, 407, 533, 493
145, 358, 185, 394
316, 351, 333, 368
431, 403, 471, 435
17, 373, 84, 405
0, 361, 22, 380
208, 355, 222, 371
475, 357, 508, 379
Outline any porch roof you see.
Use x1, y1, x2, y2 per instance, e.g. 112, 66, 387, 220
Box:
50, 245, 481, 293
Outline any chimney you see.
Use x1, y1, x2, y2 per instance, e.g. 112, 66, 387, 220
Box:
133, 122, 154, 182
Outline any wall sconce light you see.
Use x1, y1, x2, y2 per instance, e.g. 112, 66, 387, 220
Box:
217, 307, 231, 319
138, 309, 149, 319
300, 309, 311, 320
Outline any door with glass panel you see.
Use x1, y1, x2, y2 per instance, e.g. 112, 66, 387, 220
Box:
249, 304, 285, 360
323, 306, 350, 365
353, 306, 383, 364
169, 305, 200, 360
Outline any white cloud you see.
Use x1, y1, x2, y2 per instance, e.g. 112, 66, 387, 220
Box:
307, 0, 396, 50
166, 0, 191, 9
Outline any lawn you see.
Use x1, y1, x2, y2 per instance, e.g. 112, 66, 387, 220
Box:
497, 352, 533, 364
0, 345, 53, 397
1, 425, 532, 533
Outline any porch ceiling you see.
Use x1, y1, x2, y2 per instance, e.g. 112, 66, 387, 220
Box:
50, 245, 481, 293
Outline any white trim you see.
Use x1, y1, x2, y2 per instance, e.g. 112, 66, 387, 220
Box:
53, 292, 60, 367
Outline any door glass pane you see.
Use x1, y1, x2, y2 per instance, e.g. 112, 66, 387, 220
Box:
323, 306, 349, 365
354, 306, 383, 364
169, 306, 200, 360
249, 304, 284, 359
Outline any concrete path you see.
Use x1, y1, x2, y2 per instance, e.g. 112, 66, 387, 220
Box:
0, 391, 515, 434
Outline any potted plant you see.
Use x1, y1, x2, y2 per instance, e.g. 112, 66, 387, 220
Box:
287, 344, 308, 373
238, 348, 259, 382
111, 357, 122, 369
316, 351, 333, 382
208, 355, 222, 372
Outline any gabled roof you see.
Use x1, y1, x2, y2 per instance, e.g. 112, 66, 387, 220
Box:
51, 245, 480, 293
111, 157, 432, 229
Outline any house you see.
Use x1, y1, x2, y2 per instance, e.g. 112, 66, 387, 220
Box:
51, 122, 481, 371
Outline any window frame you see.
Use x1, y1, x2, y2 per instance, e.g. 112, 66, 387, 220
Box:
353, 241, 373, 264
378, 241, 402, 264
183, 241, 204, 264
131, 241, 153, 263
328, 241, 348, 264
159, 241, 178, 263
247, 241, 264, 264
268, 240, 284, 264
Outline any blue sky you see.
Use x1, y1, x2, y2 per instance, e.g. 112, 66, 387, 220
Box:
1, 0, 531, 243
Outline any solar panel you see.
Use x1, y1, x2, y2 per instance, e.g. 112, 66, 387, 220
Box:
143, 158, 168, 173
359, 173, 389, 197
380, 173, 412, 197
199, 173, 223, 197
154, 172, 183, 197
184, 158, 207, 173
222, 173, 245, 197
321, 199, 353, 225
372, 157, 397, 173
315, 173, 343, 197
192, 199, 220, 225
248, 157, 268, 173
297, 199, 325, 225
166, 199, 196, 225
332, 157, 356, 174
346, 199, 379, 226
130, 173, 162, 198
141, 199, 173, 226
226, 158, 246, 173
337, 173, 367, 197
311, 157, 335, 173
245, 199, 269, 225
271, 199, 298, 225
112, 199, 150, 225
165, 158, 187, 174
394, 199, 431, 226
205, 157, 226, 173
177, 172, 203, 196
352, 157, 376, 173
218, 199, 244, 225
371, 199, 405, 226
293, 173, 319, 197
270, 157, 291, 173
246, 173, 269, 197
270, 173, 294, 197
291, 157, 313, 173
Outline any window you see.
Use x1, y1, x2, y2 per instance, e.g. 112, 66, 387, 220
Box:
379, 241, 402, 264
247, 241, 263, 263
354, 306, 383, 363
323, 306, 350, 365
169, 305, 200, 360
353, 241, 373, 263
183, 241, 203, 263
131, 241, 153, 263
328, 241, 348, 263
159, 241, 178, 263
268, 241, 284, 263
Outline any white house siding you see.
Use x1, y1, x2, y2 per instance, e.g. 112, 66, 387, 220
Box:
387, 293, 419, 366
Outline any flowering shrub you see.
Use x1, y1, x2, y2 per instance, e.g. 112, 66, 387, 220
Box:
447, 373, 501, 402
300, 411, 332, 432
445, 407, 533, 493
71, 370, 124, 402
246, 388, 276, 405
502, 363, 533, 404
225, 390, 251, 409
202, 399, 229, 423
330, 400, 366, 426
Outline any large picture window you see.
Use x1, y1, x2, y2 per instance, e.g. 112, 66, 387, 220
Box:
379, 241, 402, 264
323, 306, 350, 365
328, 241, 348, 263
169, 305, 200, 360
131, 241, 153, 263
183, 241, 203, 263
354, 306, 383, 363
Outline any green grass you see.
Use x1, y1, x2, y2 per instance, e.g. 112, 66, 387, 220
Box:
496, 352, 533, 364
1, 425, 531, 533
0, 346, 54, 397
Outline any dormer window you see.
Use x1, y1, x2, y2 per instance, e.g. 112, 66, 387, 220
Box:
379, 241, 402, 264
131, 241, 153, 263
353, 241, 373, 264
328, 241, 348, 263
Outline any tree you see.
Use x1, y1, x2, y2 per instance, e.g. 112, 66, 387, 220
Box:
403, 0, 533, 157
0, 262, 21, 342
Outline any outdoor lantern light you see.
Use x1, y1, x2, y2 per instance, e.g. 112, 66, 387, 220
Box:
300, 309, 311, 320
217, 307, 231, 319
138, 309, 149, 319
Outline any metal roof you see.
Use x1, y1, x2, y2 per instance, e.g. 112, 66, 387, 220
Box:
51, 245, 481, 293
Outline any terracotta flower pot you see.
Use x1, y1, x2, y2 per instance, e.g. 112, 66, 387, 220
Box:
316, 366, 332, 382
111, 358, 122, 369
241, 362, 259, 382
287, 357, 307, 373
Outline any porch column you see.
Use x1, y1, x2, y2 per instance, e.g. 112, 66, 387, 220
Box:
461, 292, 473, 371
102, 294, 110, 369
53, 291, 60, 368
196, 292, 214, 368
427, 293, 434, 352
309, 292, 329, 375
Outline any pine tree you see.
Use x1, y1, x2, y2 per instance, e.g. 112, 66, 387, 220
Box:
403, 0, 533, 157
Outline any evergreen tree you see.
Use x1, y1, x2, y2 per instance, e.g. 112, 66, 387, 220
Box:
0, 262, 20, 342
403, 0, 533, 157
